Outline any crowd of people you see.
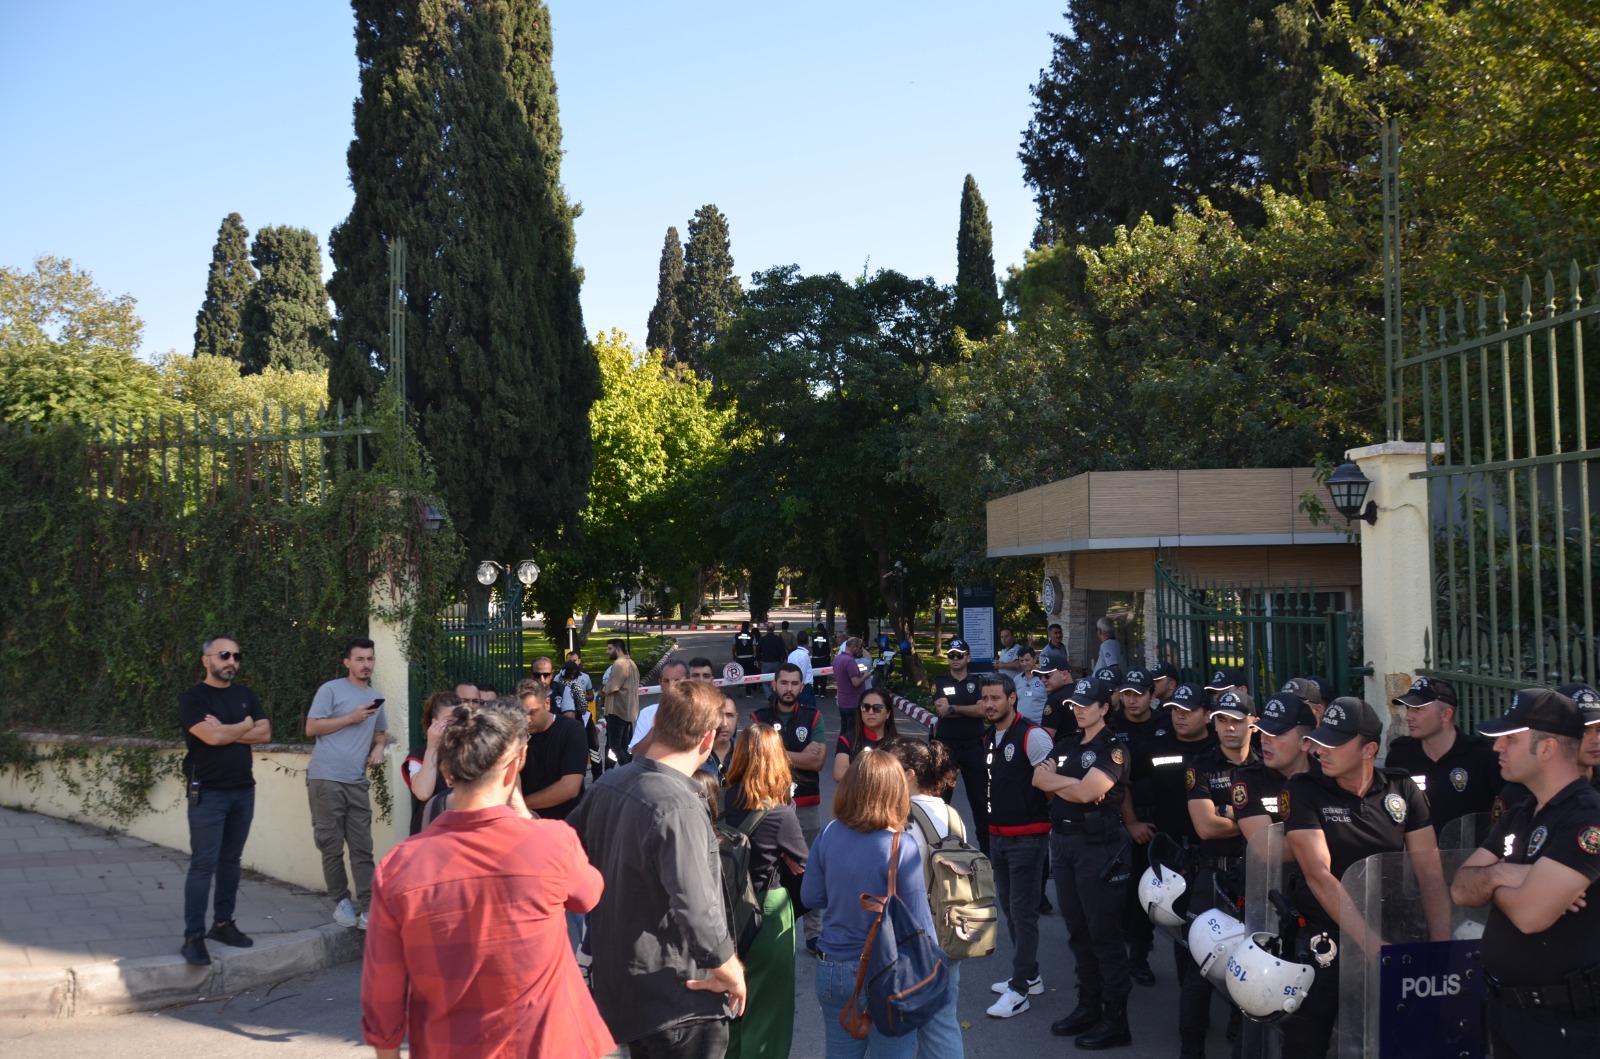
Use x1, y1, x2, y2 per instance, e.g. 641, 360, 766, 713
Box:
173, 622, 1600, 1059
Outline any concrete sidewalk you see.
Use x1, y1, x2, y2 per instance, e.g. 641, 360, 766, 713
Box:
0, 806, 361, 1017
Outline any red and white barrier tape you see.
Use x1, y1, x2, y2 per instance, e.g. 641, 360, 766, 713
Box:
640, 665, 836, 696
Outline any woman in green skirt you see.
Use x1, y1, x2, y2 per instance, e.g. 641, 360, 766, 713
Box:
722, 724, 809, 1059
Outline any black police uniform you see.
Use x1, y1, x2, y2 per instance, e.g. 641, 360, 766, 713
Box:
1478, 777, 1600, 1056
1384, 726, 1503, 835
1231, 762, 1292, 827
987, 718, 1053, 994
1041, 684, 1081, 741
1180, 745, 1259, 1046
810, 631, 831, 694
934, 674, 989, 853
733, 629, 758, 697
751, 702, 825, 808
1049, 727, 1133, 1021
1115, 709, 1171, 973
1138, 727, 1215, 988
1495, 772, 1600, 824
1280, 767, 1431, 1058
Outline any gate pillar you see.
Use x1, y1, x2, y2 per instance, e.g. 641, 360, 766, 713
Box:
1348, 441, 1431, 741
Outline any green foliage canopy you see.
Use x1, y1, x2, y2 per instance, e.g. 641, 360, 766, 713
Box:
954, 175, 1002, 339
239, 225, 331, 374
193, 213, 255, 362
645, 226, 686, 355
676, 204, 741, 376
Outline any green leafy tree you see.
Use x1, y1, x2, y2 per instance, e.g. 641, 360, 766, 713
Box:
328, 0, 600, 570
675, 204, 740, 376
193, 213, 256, 361
239, 225, 331, 374
953, 175, 1002, 338
645, 226, 685, 353
157, 352, 328, 422
0, 257, 171, 424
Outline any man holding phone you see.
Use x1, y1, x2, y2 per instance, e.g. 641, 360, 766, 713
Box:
306, 637, 389, 929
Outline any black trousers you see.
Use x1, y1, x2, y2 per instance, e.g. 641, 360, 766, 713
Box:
935, 737, 989, 854
1275, 943, 1339, 1059
1180, 867, 1228, 1038
606, 717, 634, 769
1051, 829, 1132, 1004
1123, 832, 1154, 960
1486, 999, 1600, 1058
626, 1018, 730, 1059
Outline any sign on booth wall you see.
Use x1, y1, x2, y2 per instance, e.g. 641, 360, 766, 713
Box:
1377, 940, 1486, 1058
958, 585, 996, 671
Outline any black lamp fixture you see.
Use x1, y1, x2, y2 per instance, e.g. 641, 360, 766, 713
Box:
420, 501, 445, 536
1326, 460, 1378, 525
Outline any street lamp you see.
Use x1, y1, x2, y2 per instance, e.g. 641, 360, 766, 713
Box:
475, 559, 541, 586
1326, 460, 1378, 525
515, 560, 541, 587
420, 501, 445, 536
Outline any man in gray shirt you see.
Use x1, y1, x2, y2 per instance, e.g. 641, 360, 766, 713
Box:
568, 679, 746, 1055
305, 637, 388, 929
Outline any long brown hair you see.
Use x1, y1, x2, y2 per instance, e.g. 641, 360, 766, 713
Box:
725, 725, 794, 810
832, 750, 911, 833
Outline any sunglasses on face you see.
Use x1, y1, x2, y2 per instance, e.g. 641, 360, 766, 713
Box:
861, 703, 888, 713
213, 651, 242, 661
947, 652, 968, 660
533, 672, 553, 679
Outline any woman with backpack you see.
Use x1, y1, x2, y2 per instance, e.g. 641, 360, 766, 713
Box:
831, 688, 900, 781
722, 725, 808, 1059
802, 751, 941, 1059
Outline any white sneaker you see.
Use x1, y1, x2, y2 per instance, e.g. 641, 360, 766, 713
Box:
986, 988, 1031, 1018
991, 975, 1044, 995
357, 911, 368, 930
333, 898, 359, 928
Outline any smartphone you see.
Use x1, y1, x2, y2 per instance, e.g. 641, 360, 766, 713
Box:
370, 698, 385, 712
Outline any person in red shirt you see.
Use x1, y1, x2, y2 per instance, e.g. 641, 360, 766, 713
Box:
361, 699, 613, 1059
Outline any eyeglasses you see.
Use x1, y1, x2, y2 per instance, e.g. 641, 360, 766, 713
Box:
946, 652, 968, 661
861, 703, 888, 713
213, 651, 242, 661
533, 671, 554, 679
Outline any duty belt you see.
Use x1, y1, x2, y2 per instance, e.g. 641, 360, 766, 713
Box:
1487, 967, 1600, 1016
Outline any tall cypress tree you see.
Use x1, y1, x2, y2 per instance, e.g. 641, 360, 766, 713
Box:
953, 175, 1002, 338
193, 213, 255, 361
239, 225, 331, 374
676, 204, 740, 377
327, 0, 598, 566
645, 226, 685, 355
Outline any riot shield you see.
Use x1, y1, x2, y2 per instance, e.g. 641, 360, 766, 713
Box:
1439, 812, 1492, 852
1337, 849, 1488, 1059
1240, 823, 1289, 1059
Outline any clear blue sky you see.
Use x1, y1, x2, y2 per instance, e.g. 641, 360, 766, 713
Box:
0, 1, 1063, 359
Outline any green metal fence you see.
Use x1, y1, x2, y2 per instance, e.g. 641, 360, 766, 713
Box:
1396, 264, 1600, 726
407, 577, 528, 744
1153, 556, 1359, 700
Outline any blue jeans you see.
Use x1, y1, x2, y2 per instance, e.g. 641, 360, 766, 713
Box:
990, 832, 1048, 992
814, 955, 919, 1059
916, 960, 964, 1059
184, 785, 255, 938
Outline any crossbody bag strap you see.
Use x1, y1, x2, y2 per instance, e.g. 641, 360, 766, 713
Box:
839, 829, 902, 1041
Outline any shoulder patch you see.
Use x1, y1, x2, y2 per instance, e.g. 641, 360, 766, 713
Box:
1579, 827, 1600, 855
1185, 767, 1197, 792
1110, 746, 1125, 766
1449, 767, 1468, 793
1277, 790, 1290, 818
1232, 780, 1249, 807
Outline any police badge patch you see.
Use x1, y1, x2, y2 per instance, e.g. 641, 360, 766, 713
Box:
1110, 747, 1126, 766
1278, 790, 1290, 818
795, 726, 809, 742
1527, 825, 1548, 857
1081, 751, 1097, 770
1232, 781, 1249, 808
1384, 793, 1407, 824
1185, 767, 1197, 792
1449, 767, 1468, 793
1580, 827, 1600, 855
1004, 744, 1015, 762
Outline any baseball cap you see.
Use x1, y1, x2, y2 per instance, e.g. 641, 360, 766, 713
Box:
1034, 657, 1060, 674
1205, 667, 1248, 692
1556, 683, 1600, 726
1254, 693, 1316, 736
1306, 697, 1384, 748
1165, 683, 1206, 711
1067, 677, 1110, 708
1393, 676, 1458, 709
1094, 665, 1124, 686
946, 639, 970, 657
1119, 669, 1153, 694
1147, 661, 1178, 683
1279, 677, 1325, 705
1210, 690, 1252, 721
1479, 688, 1585, 739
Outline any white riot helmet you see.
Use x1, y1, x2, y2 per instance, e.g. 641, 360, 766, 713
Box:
1138, 865, 1191, 940
1223, 932, 1317, 1021
1188, 906, 1250, 989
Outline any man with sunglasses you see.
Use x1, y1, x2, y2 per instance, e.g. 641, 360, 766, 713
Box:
178, 634, 272, 966
933, 638, 990, 852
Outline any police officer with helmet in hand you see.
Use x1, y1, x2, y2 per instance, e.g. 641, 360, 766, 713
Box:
1451, 688, 1600, 1057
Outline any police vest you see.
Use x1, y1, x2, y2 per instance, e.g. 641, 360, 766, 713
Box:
754, 704, 823, 805
734, 633, 755, 659
986, 719, 1051, 834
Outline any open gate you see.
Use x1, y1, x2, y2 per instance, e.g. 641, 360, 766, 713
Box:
407, 578, 528, 743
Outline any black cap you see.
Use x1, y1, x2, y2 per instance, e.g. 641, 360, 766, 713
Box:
1147, 661, 1178, 682
1210, 690, 1252, 720
1094, 665, 1124, 686
1307, 697, 1384, 748
1119, 668, 1153, 694
1279, 677, 1325, 705
1393, 676, 1458, 709
1479, 689, 1585, 739
1034, 657, 1060, 674
1306, 677, 1333, 704
1165, 683, 1206, 711
1067, 677, 1110, 708
946, 639, 970, 656
1556, 683, 1600, 726
1254, 692, 1317, 736
1204, 667, 1248, 692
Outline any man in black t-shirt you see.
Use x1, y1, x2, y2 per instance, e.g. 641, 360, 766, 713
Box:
517, 682, 588, 820
1385, 676, 1502, 836
932, 638, 990, 853
177, 634, 271, 966
756, 623, 786, 677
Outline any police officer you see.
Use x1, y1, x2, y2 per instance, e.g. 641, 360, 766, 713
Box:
982, 673, 1056, 1019
1492, 683, 1600, 822
1234, 691, 1316, 845
1039, 658, 1079, 741
809, 625, 832, 696
1385, 676, 1502, 836
751, 662, 826, 950
1114, 668, 1167, 987
1281, 697, 1450, 1058
1144, 683, 1217, 994
1279, 677, 1327, 724
932, 638, 990, 852
1204, 666, 1250, 706
1451, 688, 1600, 1057
1034, 677, 1134, 1049
1148, 661, 1179, 707
732, 621, 758, 698
1180, 689, 1258, 1057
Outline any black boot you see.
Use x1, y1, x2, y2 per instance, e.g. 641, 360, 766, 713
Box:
1129, 954, 1155, 986
1075, 1001, 1131, 1050
1052, 996, 1102, 1037
1179, 1033, 1206, 1059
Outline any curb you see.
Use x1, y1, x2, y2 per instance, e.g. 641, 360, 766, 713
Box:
0, 922, 364, 1019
